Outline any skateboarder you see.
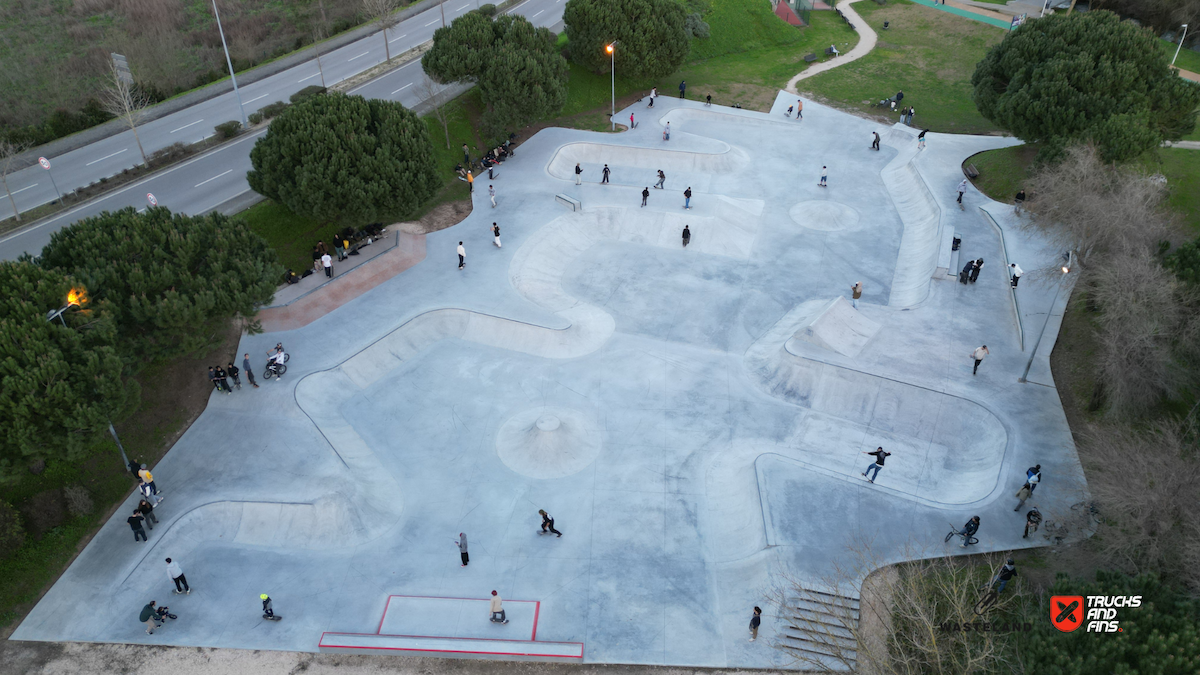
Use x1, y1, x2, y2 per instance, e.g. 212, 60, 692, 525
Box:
1009, 263, 1023, 288
957, 179, 968, 206
493, 223, 502, 248
538, 509, 562, 537
860, 447, 890, 483
641, 187, 650, 207
601, 165, 610, 184
457, 242, 465, 270
871, 132, 880, 151
574, 163, 582, 185
970, 345, 990, 375
166, 558, 190, 594
490, 590, 509, 623
489, 185, 496, 208
682, 225, 691, 247
819, 166, 828, 187
654, 170, 665, 189
456, 532, 469, 566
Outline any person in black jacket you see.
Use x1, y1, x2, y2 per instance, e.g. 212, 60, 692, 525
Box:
958, 516, 981, 548
128, 509, 148, 542
641, 187, 650, 207
226, 362, 241, 390
538, 509, 562, 537
989, 559, 1017, 593
214, 365, 231, 395
860, 447, 891, 483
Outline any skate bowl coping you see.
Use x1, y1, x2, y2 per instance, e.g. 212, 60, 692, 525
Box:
555, 193, 581, 211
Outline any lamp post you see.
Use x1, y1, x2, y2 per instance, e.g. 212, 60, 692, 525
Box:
45, 290, 131, 468
607, 42, 616, 131
1173, 24, 1190, 66
211, 0, 249, 129
1019, 252, 1073, 384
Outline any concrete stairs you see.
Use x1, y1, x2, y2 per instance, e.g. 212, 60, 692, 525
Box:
780, 587, 861, 671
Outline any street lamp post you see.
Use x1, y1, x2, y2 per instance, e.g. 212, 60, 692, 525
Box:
1019, 252, 1073, 383
1173, 24, 1190, 66
607, 42, 616, 131
211, 0, 249, 129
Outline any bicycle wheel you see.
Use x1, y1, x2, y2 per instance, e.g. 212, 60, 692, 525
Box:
944, 531, 956, 543
283, 353, 290, 363
263, 368, 274, 381
967, 536, 979, 545
275, 364, 287, 376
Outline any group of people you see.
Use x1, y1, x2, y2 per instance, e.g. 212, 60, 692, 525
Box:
207, 351, 272, 392
126, 462, 163, 544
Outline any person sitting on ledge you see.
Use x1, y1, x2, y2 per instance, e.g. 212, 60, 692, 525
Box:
283, 269, 299, 285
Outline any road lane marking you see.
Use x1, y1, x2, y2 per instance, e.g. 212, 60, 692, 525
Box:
456, 4, 468, 9
425, 19, 439, 26
85, 148, 127, 166
389, 33, 408, 43
194, 169, 233, 188
391, 83, 413, 95
532, 9, 543, 17
169, 119, 204, 133
244, 93, 270, 104
348, 51, 370, 61
299, 72, 321, 82
11, 183, 38, 195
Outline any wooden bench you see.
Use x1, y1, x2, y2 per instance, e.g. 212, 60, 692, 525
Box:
964, 164, 980, 179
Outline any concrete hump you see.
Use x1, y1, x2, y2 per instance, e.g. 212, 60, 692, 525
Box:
793, 297, 880, 358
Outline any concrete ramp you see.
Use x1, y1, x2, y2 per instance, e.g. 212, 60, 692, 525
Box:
792, 297, 880, 358
546, 141, 749, 192
881, 139, 942, 308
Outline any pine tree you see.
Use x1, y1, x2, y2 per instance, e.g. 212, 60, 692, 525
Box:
35, 207, 283, 360
563, 0, 689, 80
247, 92, 442, 223
0, 262, 129, 481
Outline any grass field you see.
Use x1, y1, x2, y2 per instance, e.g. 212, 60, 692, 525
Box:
1162, 38, 1200, 74
801, 0, 1006, 134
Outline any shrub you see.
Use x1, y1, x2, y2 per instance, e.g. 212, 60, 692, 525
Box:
259, 101, 290, 120
248, 112, 264, 125
214, 120, 243, 140
478, 3, 497, 15
289, 85, 327, 104
63, 485, 94, 517
0, 500, 24, 558
685, 12, 710, 39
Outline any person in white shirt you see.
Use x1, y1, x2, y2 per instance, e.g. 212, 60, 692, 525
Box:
321, 252, 332, 278
957, 179, 969, 205
166, 558, 190, 594
457, 242, 466, 270
1009, 263, 1024, 288
971, 345, 990, 376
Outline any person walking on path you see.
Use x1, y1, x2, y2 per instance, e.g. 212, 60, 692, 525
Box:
1023, 507, 1042, 539
322, 252, 333, 278
139, 480, 163, 506
538, 509, 562, 537
129, 509, 148, 542
140, 601, 162, 634
1009, 263, 1023, 288
457, 242, 466, 270
970, 345, 990, 375
990, 559, 1018, 593
654, 170, 665, 189
663, 122, 671, 141
682, 225, 691, 247
795, 99, 803, 119
850, 281, 863, 309
166, 558, 190, 594
574, 163, 582, 185
648, 87, 657, 107
957, 179, 968, 206
215, 365, 231, 394
683, 187, 692, 210
243, 354, 258, 388
641, 187, 650, 207
630, 112, 635, 129
1026, 465, 1042, 493
1014, 482, 1033, 511
860, 447, 890, 483
226, 362, 241, 390
139, 465, 158, 495
489, 185, 496, 208
918, 129, 927, 150
137, 499, 158, 530
456, 533, 469, 566
969, 258, 984, 283
492, 223, 502, 248
958, 516, 980, 548
1014, 188, 1026, 214
819, 166, 828, 187
490, 590, 509, 623
678, 80, 686, 98
601, 165, 610, 184
749, 606, 762, 641
871, 132, 880, 151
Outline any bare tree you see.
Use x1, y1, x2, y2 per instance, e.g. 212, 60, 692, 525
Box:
420, 77, 453, 149
100, 61, 150, 164
0, 139, 32, 223
363, 0, 402, 62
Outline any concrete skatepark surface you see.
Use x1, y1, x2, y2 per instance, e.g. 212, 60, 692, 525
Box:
13, 93, 1084, 669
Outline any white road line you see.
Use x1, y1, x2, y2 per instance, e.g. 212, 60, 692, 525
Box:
169, 119, 204, 133
244, 93, 269, 104
532, 9, 543, 17
11, 183, 39, 195
194, 169, 233, 188
389, 33, 408, 43
348, 51, 370, 61
85, 148, 127, 166
391, 83, 413, 95
299, 72, 321, 82
506, 0, 530, 13
425, 19, 439, 26
456, 4, 468, 9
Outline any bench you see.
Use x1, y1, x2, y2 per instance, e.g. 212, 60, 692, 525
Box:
804, 53, 818, 63
555, 193, 581, 212
825, 46, 840, 57
964, 164, 980, 179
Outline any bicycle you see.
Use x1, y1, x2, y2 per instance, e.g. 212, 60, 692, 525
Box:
945, 522, 979, 546
263, 362, 287, 380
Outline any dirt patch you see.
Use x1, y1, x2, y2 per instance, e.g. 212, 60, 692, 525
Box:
17, 489, 65, 540
395, 200, 473, 235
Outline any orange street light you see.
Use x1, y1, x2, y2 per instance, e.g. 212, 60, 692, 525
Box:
606, 42, 618, 130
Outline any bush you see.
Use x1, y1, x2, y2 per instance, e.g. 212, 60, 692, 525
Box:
214, 120, 243, 140
685, 12, 710, 39
0, 501, 24, 559
248, 112, 264, 125
289, 85, 327, 104
477, 3, 497, 15
259, 101, 290, 120
62, 485, 93, 517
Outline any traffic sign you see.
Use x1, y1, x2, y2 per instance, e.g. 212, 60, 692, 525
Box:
38, 157, 51, 170
147, 193, 157, 206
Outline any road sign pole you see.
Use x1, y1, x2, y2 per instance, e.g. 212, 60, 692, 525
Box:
38, 157, 63, 202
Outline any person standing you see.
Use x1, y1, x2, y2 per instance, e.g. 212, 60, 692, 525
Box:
1009, 263, 1023, 288
574, 163, 582, 185
683, 187, 692, 210
129, 509, 148, 542
1026, 464, 1042, 493
1014, 482, 1033, 511
492, 223, 502, 248
860, 446, 890, 483
139, 464, 158, 495
917, 129, 927, 150
601, 165, 610, 184
959, 259, 975, 284
462, 143, 470, 166
333, 238, 344, 262
678, 80, 686, 98
970, 345, 990, 375
138, 498, 158, 530
226, 362, 241, 390
1014, 188, 1026, 214
749, 606, 762, 641
538, 509, 562, 537
140, 601, 162, 634
957, 179, 968, 205
907, 107, 916, 126
243, 353, 258, 388
467, 170, 474, 193
654, 170, 665, 189
140, 480, 163, 506
664, 122, 671, 141
850, 281, 863, 309
630, 111, 635, 129
819, 166, 828, 187
969, 258, 984, 283
208, 366, 222, 393
705, 94, 712, 106
795, 99, 803, 119
322, 251, 333, 278
682, 225, 691, 247
457, 242, 466, 270
990, 559, 1017, 593
456, 533, 469, 567
871, 132, 880, 151
648, 87, 657, 106
641, 187, 650, 207
489, 185, 497, 208
1023, 507, 1042, 539
214, 365, 231, 395
490, 590, 508, 623
166, 558, 190, 594
312, 245, 322, 274
128, 457, 143, 479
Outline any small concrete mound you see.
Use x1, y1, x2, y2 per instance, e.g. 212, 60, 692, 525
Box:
792, 297, 880, 358
496, 407, 602, 479
789, 200, 861, 232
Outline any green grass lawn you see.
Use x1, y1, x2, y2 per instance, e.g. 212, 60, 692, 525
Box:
966, 144, 1039, 204
1161, 38, 1200, 74
801, 0, 1006, 134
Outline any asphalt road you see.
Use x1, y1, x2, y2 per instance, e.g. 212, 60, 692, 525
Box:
0, 0, 566, 259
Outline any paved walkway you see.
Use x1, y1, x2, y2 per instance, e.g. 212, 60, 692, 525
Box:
787, 0, 876, 90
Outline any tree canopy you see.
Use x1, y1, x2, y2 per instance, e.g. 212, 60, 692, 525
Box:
971, 10, 1200, 162
0, 262, 129, 480
422, 12, 568, 135
247, 92, 441, 222
35, 207, 282, 359
563, 0, 689, 80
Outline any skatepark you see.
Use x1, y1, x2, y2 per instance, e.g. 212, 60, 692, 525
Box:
13, 92, 1084, 669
